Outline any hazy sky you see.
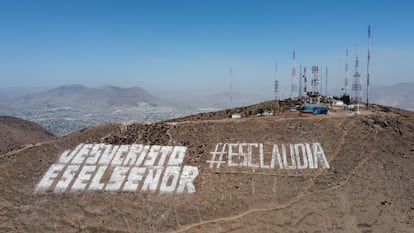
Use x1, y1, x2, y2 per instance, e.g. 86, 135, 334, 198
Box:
1, 0, 413, 98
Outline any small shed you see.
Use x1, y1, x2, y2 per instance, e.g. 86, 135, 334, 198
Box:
333, 100, 344, 106
231, 113, 242, 119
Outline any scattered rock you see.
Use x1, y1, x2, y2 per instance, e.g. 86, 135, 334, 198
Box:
380, 201, 391, 206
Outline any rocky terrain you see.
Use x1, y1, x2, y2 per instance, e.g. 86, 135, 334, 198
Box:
0, 102, 413, 232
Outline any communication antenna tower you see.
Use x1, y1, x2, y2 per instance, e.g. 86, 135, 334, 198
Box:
311, 66, 319, 94
299, 64, 303, 98
345, 48, 349, 95
352, 52, 362, 113
229, 66, 233, 105
303, 67, 307, 95
290, 50, 298, 100
325, 67, 328, 96
320, 65, 323, 95
367, 24, 371, 108
274, 61, 279, 107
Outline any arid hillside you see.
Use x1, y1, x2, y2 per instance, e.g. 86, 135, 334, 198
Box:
0, 104, 413, 232
0, 116, 55, 154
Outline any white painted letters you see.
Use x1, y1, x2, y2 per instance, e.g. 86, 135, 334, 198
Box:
159, 166, 181, 193
177, 166, 199, 193
36, 144, 198, 194
88, 165, 107, 191
168, 146, 186, 165
123, 167, 146, 191
72, 165, 96, 191
141, 167, 163, 192
208, 142, 330, 170
55, 165, 79, 193
35, 164, 65, 193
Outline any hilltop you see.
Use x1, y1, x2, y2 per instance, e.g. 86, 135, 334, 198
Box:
0, 102, 413, 232
0, 116, 55, 154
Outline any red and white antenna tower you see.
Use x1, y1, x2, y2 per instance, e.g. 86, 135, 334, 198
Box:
352, 52, 362, 113
311, 65, 319, 94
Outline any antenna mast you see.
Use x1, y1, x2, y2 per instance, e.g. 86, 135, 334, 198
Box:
290, 50, 298, 100
274, 61, 279, 107
229, 66, 233, 106
320, 65, 323, 95
311, 66, 319, 94
352, 50, 362, 114
367, 24, 371, 108
309, 65, 320, 104
303, 67, 307, 95
325, 66, 328, 96
345, 48, 349, 95
299, 64, 303, 98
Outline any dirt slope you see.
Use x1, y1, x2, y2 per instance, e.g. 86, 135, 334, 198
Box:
0, 105, 413, 232
0, 116, 56, 154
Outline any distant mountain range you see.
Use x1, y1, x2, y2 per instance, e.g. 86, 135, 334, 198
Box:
370, 83, 414, 111
11, 84, 169, 108
0, 103, 13, 112
1, 83, 414, 112
187, 91, 267, 109
0, 116, 55, 154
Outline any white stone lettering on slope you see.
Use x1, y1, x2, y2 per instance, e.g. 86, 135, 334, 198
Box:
71, 165, 96, 191
57, 143, 84, 164
55, 165, 79, 193
176, 166, 199, 193
141, 166, 164, 192
123, 167, 146, 191
208, 143, 330, 170
88, 165, 107, 191
159, 166, 181, 193
35, 164, 65, 193
35, 144, 199, 194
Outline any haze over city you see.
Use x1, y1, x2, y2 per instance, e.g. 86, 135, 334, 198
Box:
1, 0, 413, 99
